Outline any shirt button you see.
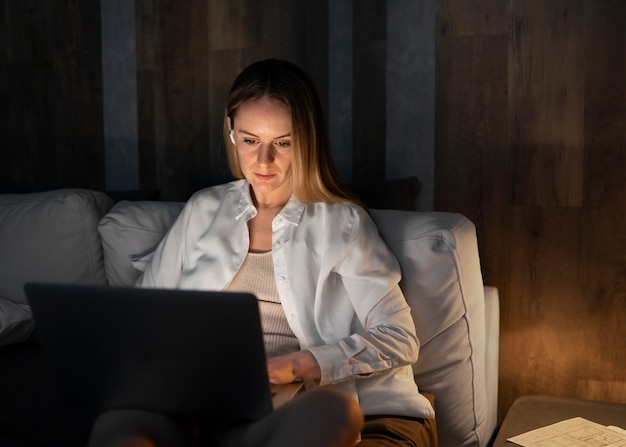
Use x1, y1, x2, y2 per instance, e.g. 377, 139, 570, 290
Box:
278, 275, 286, 282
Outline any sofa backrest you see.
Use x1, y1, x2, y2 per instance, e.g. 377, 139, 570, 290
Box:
0, 189, 113, 305
98, 200, 184, 286
370, 210, 490, 447
99, 200, 492, 447
0, 189, 113, 345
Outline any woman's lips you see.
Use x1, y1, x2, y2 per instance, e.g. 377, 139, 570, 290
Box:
255, 173, 275, 180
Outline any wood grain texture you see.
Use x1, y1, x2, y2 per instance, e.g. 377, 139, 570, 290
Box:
508, 0, 586, 207
352, 0, 386, 183
1, 0, 104, 191
136, 0, 211, 201
436, 0, 626, 422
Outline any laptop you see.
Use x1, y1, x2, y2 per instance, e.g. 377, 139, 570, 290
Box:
24, 282, 302, 421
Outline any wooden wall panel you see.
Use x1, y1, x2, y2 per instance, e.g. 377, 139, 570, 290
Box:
579, 207, 626, 400
580, 2, 626, 393
435, 33, 508, 226
136, 0, 211, 201
0, 0, 104, 191
2, 1, 389, 202
352, 0, 386, 183
436, 0, 626, 422
508, 1, 586, 207
584, 4, 626, 210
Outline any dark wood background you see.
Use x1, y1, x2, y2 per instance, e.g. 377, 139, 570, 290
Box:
436, 0, 626, 420
1, 0, 389, 200
1, 0, 105, 191
2, 0, 625, 423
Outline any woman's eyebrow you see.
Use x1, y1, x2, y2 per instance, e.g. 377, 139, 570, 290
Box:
239, 129, 291, 139
239, 129, 258, 138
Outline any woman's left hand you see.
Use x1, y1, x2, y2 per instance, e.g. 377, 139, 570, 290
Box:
267, 350, 321, 384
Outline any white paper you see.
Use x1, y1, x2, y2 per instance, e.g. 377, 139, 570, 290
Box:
507, 417, 626, 446
609, 426, 626, 436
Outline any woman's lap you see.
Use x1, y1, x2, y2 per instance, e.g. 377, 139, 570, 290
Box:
89, 388, 363, 447
88, 413, 437, 447
88, 389, 437, 447
358, 414, 437, 447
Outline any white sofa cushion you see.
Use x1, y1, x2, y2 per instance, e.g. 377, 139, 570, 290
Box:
370, 210, 489, 447
0, 298, 34, 346
98, 200, 185, 286
0, 189, 112, 344
0, 189, 113, 304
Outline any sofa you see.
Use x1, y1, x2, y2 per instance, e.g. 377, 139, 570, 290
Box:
0, 188, 500, 447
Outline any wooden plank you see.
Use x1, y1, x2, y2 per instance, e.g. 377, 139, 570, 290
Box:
1, 0, 104, 191
497, 206, 585, 416
303, 1, 329, 115
508, 0, 586, 207
435, 34, 508, 223
50, 0, 104, 190
583, 2, 626, 209
580, 207, 626, 382
136, 0, 210, 201
577, 4, 626, 398
437, 0, 509, 36
352, 0, 386, 183
136, 0, 157, 192
208, 0, 258, 51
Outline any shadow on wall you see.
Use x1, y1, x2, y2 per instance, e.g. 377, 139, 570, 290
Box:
348, 176, 421, 211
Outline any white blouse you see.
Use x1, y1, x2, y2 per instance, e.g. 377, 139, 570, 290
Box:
136, 180, 435, 419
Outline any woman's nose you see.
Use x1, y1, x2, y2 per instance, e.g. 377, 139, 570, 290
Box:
257, 144, 274, 165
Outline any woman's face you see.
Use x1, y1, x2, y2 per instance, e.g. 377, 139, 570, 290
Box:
230, 97, 293, 205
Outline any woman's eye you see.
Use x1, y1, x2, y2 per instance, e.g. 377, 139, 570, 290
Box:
276, 141, 291, 148
243, 138, 257, 145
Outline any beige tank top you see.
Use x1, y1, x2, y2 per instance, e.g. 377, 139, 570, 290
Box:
226, 251, 299, 358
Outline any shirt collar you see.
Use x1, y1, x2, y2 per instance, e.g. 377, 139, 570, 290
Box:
235, 180, 256, 221
278, 195, 305, 226
234, 180, 304, 226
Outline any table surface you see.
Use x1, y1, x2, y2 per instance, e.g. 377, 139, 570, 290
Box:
492, 395, 626, 446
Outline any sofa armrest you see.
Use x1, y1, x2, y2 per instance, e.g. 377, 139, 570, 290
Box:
484, 285, 500, 440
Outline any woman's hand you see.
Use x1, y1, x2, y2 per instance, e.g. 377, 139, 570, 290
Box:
267, 350, 321, 384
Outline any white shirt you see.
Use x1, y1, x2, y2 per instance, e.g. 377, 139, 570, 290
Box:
136, 180, 435, 418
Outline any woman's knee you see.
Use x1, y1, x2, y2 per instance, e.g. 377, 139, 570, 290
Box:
87, 409, 194, 447
303, 388, 364, 440
211, 388, 364, 447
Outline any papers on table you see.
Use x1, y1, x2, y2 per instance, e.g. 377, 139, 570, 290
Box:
508, 417, 626, 446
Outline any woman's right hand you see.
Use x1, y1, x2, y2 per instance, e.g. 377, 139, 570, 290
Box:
267, 350, 321, 385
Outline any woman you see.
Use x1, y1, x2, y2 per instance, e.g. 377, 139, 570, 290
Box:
89, 59, 436, 447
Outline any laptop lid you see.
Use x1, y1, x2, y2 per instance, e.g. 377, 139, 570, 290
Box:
24, 282, 273, 421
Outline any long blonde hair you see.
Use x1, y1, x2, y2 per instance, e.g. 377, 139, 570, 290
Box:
224, 59, 359, 205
